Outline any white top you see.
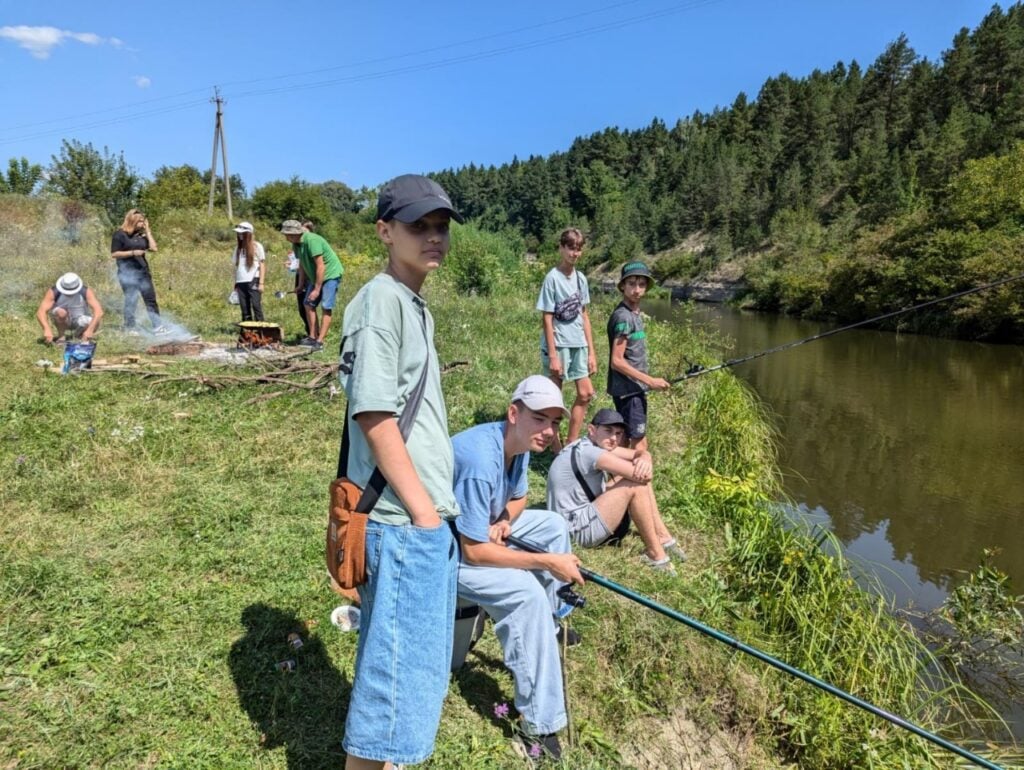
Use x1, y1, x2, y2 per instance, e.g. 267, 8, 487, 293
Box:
233, 241, 266, 283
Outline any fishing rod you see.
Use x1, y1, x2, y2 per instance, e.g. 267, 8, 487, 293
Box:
507, 535, 1005, 770
647, 271, 1024, 391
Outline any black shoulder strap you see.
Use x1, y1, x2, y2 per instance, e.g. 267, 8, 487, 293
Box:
336, 301, 431, 514
570, 443, 598, 503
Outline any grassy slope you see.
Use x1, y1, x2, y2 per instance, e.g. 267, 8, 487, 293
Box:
0, 197, 999, 769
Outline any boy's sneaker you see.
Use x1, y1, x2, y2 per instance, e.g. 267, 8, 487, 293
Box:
153, 325, 171, 335
308, 340, 324, 351
555, 625, 581, 647
662, 538, 688, 562
513, 727, 562, 763
298, 336, 317, 347
640, 554, 678, 576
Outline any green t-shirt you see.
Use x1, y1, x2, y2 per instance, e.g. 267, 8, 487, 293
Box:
297, 231, 343, 282
338, 273, 459, 525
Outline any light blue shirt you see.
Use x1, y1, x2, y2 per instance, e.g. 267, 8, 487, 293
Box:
338, 273, 459, 524
452, 422, 529, 544
536, 267, 590, 350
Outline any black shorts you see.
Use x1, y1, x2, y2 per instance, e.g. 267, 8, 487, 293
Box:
612, 392, 648, 440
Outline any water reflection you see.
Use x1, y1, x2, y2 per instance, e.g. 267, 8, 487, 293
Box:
650, 300, 1024, 611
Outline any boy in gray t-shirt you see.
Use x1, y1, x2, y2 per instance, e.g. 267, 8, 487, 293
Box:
607, 261, 670, 452
547, 408, 686, 574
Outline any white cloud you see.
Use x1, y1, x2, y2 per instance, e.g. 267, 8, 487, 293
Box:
0, 25, 122, 59
133, 75, 151, 89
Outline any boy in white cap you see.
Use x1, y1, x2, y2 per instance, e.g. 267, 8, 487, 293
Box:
280, 219, 343, 350
451, 374, 584, 762
35, 272, 103, 344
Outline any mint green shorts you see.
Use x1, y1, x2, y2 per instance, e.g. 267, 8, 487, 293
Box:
541, 345, 589, 381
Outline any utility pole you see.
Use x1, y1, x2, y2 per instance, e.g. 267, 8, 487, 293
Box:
207, 87, 233, 219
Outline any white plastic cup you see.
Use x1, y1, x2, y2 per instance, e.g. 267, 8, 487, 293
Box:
331, 605, 361, 632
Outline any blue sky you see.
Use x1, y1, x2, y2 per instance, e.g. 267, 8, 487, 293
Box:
0, 1, 1007, 192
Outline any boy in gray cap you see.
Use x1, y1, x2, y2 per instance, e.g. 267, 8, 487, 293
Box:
547, 408, 685, 573
338, 174, 463, 770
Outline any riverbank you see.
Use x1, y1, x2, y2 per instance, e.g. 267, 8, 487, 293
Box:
0, 199, 1008, 768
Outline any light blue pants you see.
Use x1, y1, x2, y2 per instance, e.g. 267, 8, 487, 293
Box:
457, 508, 571, 735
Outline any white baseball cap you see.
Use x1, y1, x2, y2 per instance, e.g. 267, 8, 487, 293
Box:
233, 221, 254, 233
56, 272, 83, 295
510, 375, 568, 418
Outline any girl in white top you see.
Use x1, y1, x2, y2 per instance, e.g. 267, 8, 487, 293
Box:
232, 221, 266, 322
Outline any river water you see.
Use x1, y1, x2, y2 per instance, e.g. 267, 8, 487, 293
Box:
650, 299, 1024, 737
650, 300, 1024, 608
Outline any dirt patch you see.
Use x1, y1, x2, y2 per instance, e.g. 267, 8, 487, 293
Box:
620, 706, 785, 770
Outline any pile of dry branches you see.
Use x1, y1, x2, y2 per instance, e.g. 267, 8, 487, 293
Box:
89, 349, 468, 404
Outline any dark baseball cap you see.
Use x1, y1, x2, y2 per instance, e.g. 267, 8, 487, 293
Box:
376, 174, 464, 224
591, 408, 627, 427
619, 260, 654, 288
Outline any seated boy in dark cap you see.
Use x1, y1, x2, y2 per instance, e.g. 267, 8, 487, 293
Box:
607, 261, 670, 452
546, 408, 686, 573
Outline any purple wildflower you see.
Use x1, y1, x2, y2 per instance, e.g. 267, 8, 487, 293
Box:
493, 702, 510, 719
528, 743, 542, 758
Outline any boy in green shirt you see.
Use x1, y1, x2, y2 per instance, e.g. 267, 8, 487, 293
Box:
280, 221, 344, 350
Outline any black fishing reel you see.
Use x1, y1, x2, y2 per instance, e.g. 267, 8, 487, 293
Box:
684, 357, 705, 376
557, 584, 586, 610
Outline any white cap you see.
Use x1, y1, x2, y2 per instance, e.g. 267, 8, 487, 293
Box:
510, 375, 568, 417
233, 221, 254, 233
56, 272, 83, 295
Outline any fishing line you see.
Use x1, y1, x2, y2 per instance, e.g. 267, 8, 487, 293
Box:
506, 534, 1006, 770
619, 271, 1024, 398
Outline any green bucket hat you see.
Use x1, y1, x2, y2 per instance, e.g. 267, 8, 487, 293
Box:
618, 261, 654, 289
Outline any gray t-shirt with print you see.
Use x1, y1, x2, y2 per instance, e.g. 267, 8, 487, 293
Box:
606, 301, 650, 396
338, 273, 459, 525
546, 436, 606, 519
536, 267, 591, 350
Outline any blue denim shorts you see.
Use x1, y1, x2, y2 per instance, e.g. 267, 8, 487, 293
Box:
304, 277, 340, 311
343, 519, 458, 764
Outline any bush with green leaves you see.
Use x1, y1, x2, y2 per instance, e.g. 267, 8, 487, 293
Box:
44, 139, 140, 224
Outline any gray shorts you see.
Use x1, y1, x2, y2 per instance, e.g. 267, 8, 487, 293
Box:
565, 504, 611, 548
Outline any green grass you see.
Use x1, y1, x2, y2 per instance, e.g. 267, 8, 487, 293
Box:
0, 195, 1012, 769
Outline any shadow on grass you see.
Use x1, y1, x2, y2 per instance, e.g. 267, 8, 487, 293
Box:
229, 603, 349, 769
453, 646, 521, 735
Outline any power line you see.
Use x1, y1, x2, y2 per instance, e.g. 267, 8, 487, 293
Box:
0, 0, 722, 145
0, 0, 655, 136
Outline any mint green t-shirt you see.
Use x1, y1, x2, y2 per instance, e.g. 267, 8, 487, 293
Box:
297, 231, 343, 282
338, 273, 459, 525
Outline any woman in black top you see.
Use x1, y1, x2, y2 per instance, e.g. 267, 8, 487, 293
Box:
111, 209, 167, 334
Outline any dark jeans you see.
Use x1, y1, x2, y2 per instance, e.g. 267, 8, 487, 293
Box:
116, 258, 161, 328
294, 273, 310, 336
235, 280, 264, 322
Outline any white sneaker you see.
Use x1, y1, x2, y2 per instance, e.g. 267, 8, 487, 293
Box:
153, 325, 171, 335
